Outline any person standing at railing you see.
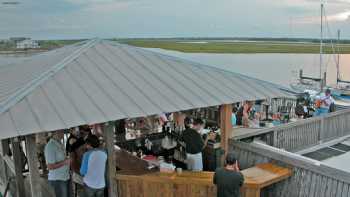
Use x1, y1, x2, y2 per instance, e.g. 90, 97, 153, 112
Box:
314, 89, 335, 116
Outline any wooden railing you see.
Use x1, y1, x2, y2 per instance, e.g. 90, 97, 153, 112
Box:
0, 139, 55, 197
230, 140, 350, 197
0, 150, 17, 196
234, 109, 350, 152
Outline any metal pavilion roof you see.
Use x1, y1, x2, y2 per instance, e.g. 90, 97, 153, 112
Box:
0, 39, 292, 139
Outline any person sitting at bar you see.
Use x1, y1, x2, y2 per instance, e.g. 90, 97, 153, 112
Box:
45, 130, 71, 197
213, 152, 244, 197
181, 118, 208, 171
236, 101, 254, 127
80, 135, 107, 197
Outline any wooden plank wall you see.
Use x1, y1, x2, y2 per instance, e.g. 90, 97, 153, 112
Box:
238, 109, 350, 153
273, 119, 321, 152
230, 140, 350, 197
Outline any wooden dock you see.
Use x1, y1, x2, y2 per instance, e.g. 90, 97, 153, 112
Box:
230, 108, 350, 197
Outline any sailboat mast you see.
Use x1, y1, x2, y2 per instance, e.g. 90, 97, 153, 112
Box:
337, 29, 340, 84
320, 3, 324, 91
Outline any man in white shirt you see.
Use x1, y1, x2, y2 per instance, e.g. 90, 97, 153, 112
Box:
315, 89, 335, 116
80, 135, 107, 197
44, 131, 71, 197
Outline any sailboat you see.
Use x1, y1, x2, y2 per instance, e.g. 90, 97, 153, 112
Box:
289, 4, 350, 107
329, 30, 350, 98
290, 4, 326, 94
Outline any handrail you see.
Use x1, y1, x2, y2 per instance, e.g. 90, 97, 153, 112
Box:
230, 140, 350, 184
233, 108, 350, 141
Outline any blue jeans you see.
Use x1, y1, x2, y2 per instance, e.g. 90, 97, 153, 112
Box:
314, 108, 329, 116
83, 185, 105, 197
48, 180, 71, 197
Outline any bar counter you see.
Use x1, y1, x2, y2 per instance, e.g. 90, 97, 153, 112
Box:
115, 163, 292, 197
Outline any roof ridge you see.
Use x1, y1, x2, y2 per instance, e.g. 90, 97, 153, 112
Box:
0, 39, 99, 114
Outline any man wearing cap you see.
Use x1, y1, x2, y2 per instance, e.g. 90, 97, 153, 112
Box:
213, 152, 244, 197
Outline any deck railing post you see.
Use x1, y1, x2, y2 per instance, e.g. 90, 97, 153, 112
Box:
220, 104, 232, 166
273, 130, 278, 147
319, 117, 325, 143
103, 122, 118, 197
25, 134, 42, 197
0, 139, 10, 182
11, 137, 26, 197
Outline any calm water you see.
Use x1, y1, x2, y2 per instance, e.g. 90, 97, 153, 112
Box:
1, 49, 349, 88
144, 48, 350, 88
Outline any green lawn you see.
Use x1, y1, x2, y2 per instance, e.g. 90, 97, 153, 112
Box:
37, 40, 85, 50
118, 40, 350, 54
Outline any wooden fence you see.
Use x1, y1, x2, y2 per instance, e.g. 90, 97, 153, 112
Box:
231, 140, 350, 197
234, 108, 350, 152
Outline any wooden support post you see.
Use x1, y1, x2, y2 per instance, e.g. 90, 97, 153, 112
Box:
0, 139, 10, 184
1, 139, 11, 156
25, 135, 41, 197
103, 122, 118, 197
220, 104, 232, 166
11, 137, 26, 197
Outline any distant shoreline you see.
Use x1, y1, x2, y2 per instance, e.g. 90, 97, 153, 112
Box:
0, 49, 48, 55
2, 38, 350, 54
118, 39, 350, 54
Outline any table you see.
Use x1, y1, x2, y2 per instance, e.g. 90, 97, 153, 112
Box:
241, 163, 292, 197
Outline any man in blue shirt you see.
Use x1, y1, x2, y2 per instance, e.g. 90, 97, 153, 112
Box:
80, 135, 107, 197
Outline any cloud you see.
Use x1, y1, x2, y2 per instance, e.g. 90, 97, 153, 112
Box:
64, 0, 136, 12
327, 10, 350, 21
295, 10, 350, 24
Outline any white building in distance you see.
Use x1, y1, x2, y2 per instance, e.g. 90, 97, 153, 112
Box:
16, 39, 40, 49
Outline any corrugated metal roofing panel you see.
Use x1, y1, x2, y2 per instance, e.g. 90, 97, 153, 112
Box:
54, 68, 106, 124
0, 39, 293, 139
99, 44, 179, 113
156, 54, 231, 104
64, 60, 125, 121
9, 98, 42, 135
77, 52, 144, 118
26, 87, 66, 131
0, 43, 85, 104
41, 79, 85, 127
131, 47, 210, 108
120, 46, 198, 110
0, 112, 18, 139
109, 45, 191, 111
90, 44, 161, 115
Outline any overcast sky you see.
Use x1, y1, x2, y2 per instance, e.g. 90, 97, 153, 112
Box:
0, 0, 349, 39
